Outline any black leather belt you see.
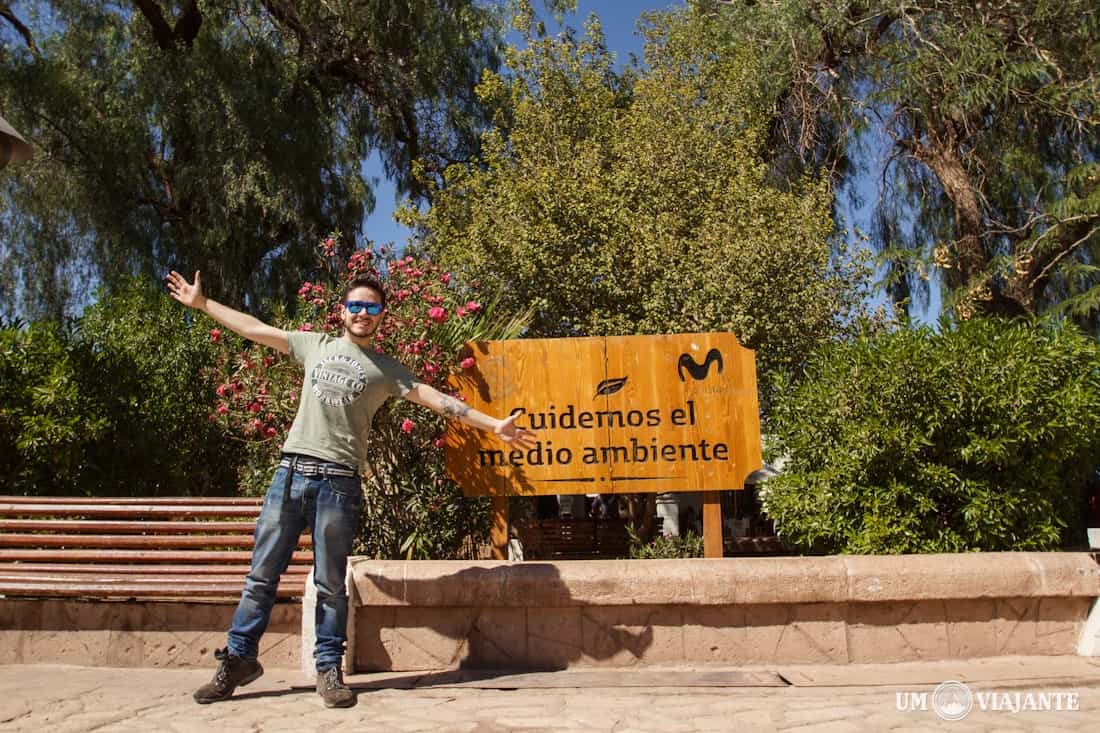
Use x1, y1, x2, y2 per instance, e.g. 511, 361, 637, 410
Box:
278, 455, 358, 478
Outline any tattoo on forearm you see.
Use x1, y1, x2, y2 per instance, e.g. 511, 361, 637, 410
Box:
442, 397, 472, 420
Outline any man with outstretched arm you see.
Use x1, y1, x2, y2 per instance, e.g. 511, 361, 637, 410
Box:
167, 269, 535, 708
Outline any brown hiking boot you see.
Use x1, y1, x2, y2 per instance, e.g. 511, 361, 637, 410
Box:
193, 647, 264, 704
316, 666, 356, 708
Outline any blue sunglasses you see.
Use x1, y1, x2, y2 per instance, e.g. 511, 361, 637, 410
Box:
345, 300, 384, 316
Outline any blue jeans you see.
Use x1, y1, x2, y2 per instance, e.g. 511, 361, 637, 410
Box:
227, 463, 363, 671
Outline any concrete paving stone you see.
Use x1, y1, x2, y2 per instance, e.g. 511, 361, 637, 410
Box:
5, 661, 1100, 732
731, 709, 780, 725
779, 721, 866, 733
781, 705, 867, 724
492, 716, 586, 728
433, 723, 480, 733
860, 712, 927, 728
392, 722, 453, 732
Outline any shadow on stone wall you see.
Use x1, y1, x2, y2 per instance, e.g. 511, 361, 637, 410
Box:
351, 562, 655, 673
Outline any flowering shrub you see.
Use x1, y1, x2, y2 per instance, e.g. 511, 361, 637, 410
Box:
206, 234, 529, 558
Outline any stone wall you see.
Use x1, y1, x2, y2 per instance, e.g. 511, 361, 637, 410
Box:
0, 600, 301, 669
339, 553, 1100, 672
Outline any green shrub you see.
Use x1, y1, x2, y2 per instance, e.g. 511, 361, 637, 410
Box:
0, 279, 243, 496
0, 322, 106, 494
762, 317, 1100, 554
627, 525, 704, 559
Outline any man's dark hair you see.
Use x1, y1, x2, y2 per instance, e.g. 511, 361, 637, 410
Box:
342, 274, 386, 309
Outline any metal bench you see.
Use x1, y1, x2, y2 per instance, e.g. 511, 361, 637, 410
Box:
0, 495, 311, 600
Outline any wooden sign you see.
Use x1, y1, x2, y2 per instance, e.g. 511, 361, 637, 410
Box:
445, 333, 762, 498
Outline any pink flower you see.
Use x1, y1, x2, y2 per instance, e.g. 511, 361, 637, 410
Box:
460, 356, 476, 370
433, 436, 446, 449
465, 301, 482, 314
427, 306, 447, 323
250, 418, 263, 431
287, 391, 297, 402
248, 402, 262, 414
216, 384, 229, 397
215, 404, 229, 415
401, 418, 416, 433
264, 426, 278, 438
210, 328, 221, 343
440, 273, 452, 284
298, 282, 312, 297
262, 356, 274, 368
299, 323, 313, 331
456, 306, 467, 317
424, 362, 439, 374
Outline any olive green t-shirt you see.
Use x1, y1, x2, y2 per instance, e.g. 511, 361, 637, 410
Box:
281, 331, 418, 469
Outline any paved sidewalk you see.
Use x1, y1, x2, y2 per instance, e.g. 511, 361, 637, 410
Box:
2, 656, 1099, 732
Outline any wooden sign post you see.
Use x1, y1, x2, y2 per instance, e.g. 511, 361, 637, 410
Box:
445, 333, 762, 558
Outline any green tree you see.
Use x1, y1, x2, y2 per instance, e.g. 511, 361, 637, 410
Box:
762, 317, 1100, 554
701, 0, 1100, 323
0, 0, 503, 320
402, 10, 871, 389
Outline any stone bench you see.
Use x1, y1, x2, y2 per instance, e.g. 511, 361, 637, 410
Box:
303, 552, 1100, 674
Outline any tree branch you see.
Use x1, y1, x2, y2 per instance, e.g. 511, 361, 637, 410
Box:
132, 0, 175, 50
0, 2, 39, 57
173, 1, 202, 46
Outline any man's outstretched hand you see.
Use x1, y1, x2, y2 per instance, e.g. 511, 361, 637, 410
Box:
167, 270, 206, 310
495, 413, 537, 448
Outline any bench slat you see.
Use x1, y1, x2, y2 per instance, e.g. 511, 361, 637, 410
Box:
0, 571, 301, 583
0, 581, 302, 599
0, 562, 310, 575
0, 495, 262, 505
0, 519, 260, 534
0, 569, 305, 585
0, 549, 313, 563
0, 503, 263, 519
0, 533, 310, 549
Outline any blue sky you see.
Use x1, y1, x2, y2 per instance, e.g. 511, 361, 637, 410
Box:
360, 1, 668, 251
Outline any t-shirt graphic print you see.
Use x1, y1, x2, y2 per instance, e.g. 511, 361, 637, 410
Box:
310, 354, 368, 407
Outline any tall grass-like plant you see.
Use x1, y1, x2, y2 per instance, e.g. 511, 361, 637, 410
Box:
762, 318, 1100, 554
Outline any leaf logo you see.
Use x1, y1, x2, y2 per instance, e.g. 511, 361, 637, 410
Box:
594, 377, 628, 397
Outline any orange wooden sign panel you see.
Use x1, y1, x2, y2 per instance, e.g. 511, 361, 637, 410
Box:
445, 333, 762, 497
